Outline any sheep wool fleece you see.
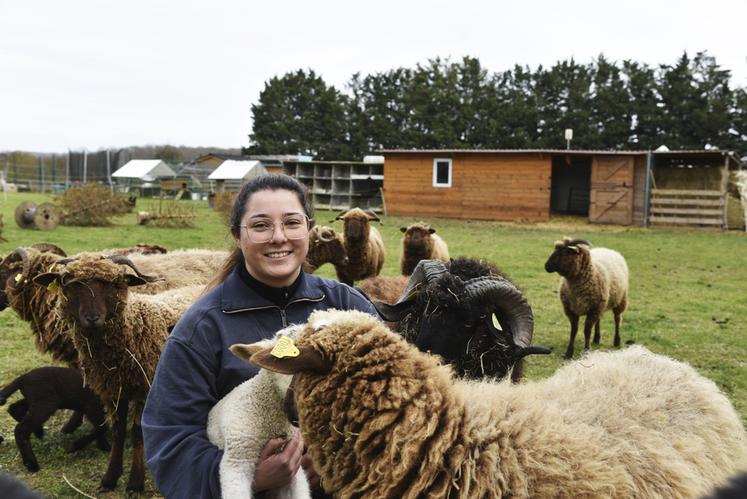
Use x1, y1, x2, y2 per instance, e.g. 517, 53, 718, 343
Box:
142, 268, 379, 499
289, 310, 747, 499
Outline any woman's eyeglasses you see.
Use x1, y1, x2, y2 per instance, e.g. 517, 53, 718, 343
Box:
239, 214, 310, 243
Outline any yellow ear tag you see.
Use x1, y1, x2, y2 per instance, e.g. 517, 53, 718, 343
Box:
491, 313, 503, 331
14, 273, 23, 283
270, 335, 300, 359
47, 279, 60, 293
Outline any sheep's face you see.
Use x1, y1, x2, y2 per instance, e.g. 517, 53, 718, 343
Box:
545, 241, 587, 278
343, 216, 367, 240
60, 278, 127, 331
401, 226, 434, 253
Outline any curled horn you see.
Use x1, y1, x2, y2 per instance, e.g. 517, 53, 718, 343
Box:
318, 228, 336, 242
464, 276, 535, 349
106, 255, 160, 282
30, 243, 67, 257
7, 248, 32, 285
373, 259, 448, 321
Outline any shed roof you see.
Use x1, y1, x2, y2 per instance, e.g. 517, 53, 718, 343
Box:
112, 160, 176, 181
208, 160, 265, 180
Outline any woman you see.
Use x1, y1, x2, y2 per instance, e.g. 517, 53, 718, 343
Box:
142, 174, 379, 498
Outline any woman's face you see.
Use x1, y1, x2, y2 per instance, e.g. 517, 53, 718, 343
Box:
237, 189, 310, 288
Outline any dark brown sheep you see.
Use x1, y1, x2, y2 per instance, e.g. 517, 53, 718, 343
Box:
33, 254, 201, 493
0, 366, 109, 472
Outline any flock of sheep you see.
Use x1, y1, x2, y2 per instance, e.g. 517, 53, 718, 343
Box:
0, 206, 745, 498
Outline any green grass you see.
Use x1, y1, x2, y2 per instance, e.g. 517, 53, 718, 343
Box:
0, 192, 746, 497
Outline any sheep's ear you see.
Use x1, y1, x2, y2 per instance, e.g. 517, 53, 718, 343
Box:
230, 342, 269, 361
365, 210, 380, 222
567, 245, 579, 253
428, 228, 436, 234
124, 274, 148, 287
400, 227, 407, 233
333, 210, 348, 221
248, 345, 330, 375
33, 272, 61, 287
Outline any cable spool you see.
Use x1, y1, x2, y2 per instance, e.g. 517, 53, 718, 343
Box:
14, 201, 37, 229
33, 202, 61, 231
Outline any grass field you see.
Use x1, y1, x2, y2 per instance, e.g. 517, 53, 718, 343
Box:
0, 191, 745, 497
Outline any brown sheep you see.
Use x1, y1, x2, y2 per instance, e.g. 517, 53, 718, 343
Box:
355, 275, 408, 304
303, 225, 348, 274
333, 208, 385, 285
33, 254, 201, 493
399, 222, 450, 276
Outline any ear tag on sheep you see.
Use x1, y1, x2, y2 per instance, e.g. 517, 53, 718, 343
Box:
491, 314, 503, 331
47, 279, 60, 293
14, 273, 23, 283
270, 335, 300, 359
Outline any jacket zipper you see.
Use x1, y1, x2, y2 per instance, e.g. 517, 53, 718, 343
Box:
223, 295, 326, 327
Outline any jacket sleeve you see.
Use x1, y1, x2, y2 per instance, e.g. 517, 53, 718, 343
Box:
142, 326, 223, 498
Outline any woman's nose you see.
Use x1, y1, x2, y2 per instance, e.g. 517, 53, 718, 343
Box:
270, 223, 288, 242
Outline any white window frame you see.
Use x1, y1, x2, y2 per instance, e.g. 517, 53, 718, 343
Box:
432, 158, 452, 188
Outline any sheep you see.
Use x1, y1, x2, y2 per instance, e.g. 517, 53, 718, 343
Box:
355, 275, 408, 304
0, 366, 109, 472
375, 257, 550, 381
399, 222, 449, 276
126, 248, 228, 294
303, 225, 348, 274
239, 309, 747, 499
544, 237, 629, 359
103, 243, 168, 257
0, 246, 77, 366
33, 254, 202, 493
332, 208, 385, 285
206, 325, 311, 499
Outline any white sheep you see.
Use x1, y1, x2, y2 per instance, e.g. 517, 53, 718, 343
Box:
207, 325, 311, 499
239, 309, 747, 499
126, 248, 229, 294
544, 237, 629, 359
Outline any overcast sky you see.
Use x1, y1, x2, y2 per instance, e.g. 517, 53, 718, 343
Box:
2, 0, 746, 153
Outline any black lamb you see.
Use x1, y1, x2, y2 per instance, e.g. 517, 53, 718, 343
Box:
374, 257, 550, 381
0, 366, 109, 472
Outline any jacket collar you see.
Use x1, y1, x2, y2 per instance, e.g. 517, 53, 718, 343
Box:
220, 266, 324, 313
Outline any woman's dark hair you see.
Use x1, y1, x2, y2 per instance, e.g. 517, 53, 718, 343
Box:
204, 174, 314, 292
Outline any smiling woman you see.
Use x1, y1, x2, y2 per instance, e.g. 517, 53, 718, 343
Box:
140, 173, 380, 498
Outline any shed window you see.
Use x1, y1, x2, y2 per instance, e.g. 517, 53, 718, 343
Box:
433, 158, 452, 188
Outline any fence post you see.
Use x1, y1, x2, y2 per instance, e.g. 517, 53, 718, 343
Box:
39, 155, 45, 192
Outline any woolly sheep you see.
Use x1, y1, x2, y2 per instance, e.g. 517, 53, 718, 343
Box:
0, 246, 77, 365
375, 258, 549, 381
333, 208, 385, 285
33, 254, 202, 493
303, 225, 348, 274
0, 366, 109, 472
207, 325, 311, 499
544, 237, 629, 359
126, 248, 228, 294
242, 309, 747, 499
355, 275, 408, 304
399, 222, 449, 276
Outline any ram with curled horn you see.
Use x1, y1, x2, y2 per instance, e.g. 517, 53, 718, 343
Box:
374, 258, 550, 381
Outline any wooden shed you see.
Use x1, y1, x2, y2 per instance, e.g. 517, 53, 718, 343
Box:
380, 149, 743, 227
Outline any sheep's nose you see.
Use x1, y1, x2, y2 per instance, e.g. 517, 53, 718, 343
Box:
84, 313, 101, 325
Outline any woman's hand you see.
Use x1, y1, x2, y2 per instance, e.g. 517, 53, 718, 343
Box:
252, 430, 305, 493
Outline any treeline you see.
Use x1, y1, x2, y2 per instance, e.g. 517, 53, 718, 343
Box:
245, 52, 747, 160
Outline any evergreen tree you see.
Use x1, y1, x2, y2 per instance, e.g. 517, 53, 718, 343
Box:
589, 55, 631, 149
621, 60, 663, 149
248, 69, 350, 160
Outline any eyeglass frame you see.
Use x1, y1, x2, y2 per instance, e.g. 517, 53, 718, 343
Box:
237, 213, 312, 243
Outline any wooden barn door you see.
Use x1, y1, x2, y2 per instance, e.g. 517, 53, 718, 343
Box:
589, 157, 634, 225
